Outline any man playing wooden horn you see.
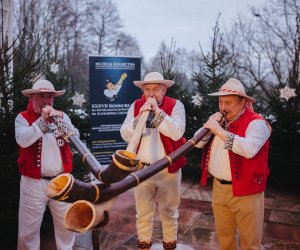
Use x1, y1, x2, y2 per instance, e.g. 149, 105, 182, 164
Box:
120, 72, 186, 250
15, 79, 79, 250
195, 78, 272, 250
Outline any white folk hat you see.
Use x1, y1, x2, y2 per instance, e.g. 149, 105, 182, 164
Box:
133, 72, 175, 88
208, 78, 256, 103
21, 79, 66, 97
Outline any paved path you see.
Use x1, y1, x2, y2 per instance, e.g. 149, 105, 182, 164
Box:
41, 177, 300, 249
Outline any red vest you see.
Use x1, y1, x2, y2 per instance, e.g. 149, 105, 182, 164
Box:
17, 101, 73, 179
201, 108, 271, 196
134, 95, 186, 173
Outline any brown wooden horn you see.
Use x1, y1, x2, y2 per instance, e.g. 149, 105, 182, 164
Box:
49, 126, 210, 204
51, 128, 210, 233
64, 198, 117, 233
49, 115, 211, 232
51, 111, 149, 184
47, 173, 107, 203
99, 110, 149, 183
47, 111, 150, 202
94, 128, 210, 203
98, 149, 139, 184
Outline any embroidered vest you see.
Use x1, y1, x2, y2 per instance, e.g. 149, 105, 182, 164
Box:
17, 101, 73, 179
201, 108, 271, 196
134, 95, 186, 173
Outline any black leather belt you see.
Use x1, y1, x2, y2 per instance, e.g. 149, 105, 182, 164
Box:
217, 178, 232, 185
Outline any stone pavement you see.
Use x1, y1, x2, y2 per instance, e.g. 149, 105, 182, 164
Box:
41, 177, 300, 250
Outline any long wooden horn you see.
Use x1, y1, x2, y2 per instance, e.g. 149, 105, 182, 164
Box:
51, 115, 104, 181
92, 128, 210, 203
126, 110, 149, 152
99, 110, 150, 183
47, 111, 149, 202
64, 198, 117, 233
48, 128, 210, 232
49, 114, 211, 232
50, 113, 147, 184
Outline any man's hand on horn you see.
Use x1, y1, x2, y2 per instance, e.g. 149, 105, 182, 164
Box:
41, 105, 63, 122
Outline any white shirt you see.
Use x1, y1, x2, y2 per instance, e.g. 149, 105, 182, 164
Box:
15, 113, 79, 177
195, 119, 271, 180
120, 99, 186, 164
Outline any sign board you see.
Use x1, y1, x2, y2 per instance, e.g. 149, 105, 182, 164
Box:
89, 56, 141, 165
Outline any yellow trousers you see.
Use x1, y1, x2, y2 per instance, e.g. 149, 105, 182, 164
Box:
134, 168, 181, 244
212, 178, 264, 250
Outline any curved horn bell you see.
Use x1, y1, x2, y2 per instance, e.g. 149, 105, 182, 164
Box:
99, 150, 139, 184
47, 173, 104, 203
98, 111, 149, 184
64, 198, 117, 233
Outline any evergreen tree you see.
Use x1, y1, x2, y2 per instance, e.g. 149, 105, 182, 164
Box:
178, 16, 234, 178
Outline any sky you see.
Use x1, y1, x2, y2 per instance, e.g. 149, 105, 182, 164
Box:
111, 0, 265, 61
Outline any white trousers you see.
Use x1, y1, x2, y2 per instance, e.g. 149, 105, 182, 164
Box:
18, 176, 75, 250
134, 168, 182, 243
